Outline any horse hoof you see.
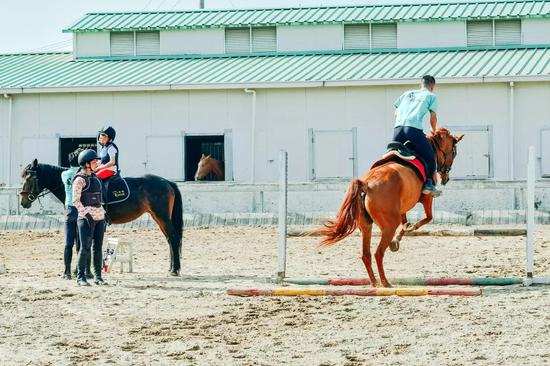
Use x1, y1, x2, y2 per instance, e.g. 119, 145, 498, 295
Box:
389, 240, 400, 252
403, 223, 415, 232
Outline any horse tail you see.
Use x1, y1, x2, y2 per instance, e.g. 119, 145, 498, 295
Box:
314, 179, 367, 247
168, 181, 183, 249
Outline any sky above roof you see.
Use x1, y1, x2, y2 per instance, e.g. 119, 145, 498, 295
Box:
1, 0, 456, 53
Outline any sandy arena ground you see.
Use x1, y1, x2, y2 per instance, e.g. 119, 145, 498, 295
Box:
0, 225, 549, 365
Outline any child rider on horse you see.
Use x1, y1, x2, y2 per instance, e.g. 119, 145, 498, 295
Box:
393, 75, 441, 197
95, 126, 120, 223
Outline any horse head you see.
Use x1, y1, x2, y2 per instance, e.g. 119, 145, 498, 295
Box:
428, 128, 464, 185
20, 159, 41, 208
195, 154, 213, 181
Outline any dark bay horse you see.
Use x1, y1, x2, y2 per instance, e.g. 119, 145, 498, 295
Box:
314, 128, 464, 287
194, 154, 225, 181
20, 159, 183, 275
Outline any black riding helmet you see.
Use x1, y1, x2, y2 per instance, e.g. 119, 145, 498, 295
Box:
78, 149, 99, 167
98, 126, 116, 142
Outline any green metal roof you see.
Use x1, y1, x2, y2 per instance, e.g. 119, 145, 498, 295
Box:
63, 1, 550, 32
0, 46, 548, 93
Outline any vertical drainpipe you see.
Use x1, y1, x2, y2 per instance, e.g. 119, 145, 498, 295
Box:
244, 88, 257, 184
509, 81, 514, 180
3, 94, 12, 185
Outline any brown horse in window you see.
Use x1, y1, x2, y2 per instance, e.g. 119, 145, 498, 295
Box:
194, 154, 225, 181
313, 128, 464, 287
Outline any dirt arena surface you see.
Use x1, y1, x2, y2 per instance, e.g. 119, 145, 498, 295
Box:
0, 225, 549, 365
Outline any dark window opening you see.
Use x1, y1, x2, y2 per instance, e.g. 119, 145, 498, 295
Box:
59, 137, 97, 167
185, 135, 225, 181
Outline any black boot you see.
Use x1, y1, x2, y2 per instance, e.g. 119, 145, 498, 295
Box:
422, 179, 442, 197
85, 254, 94, 279
93, 249, 107, 286
76, 248, 91, 286
63, 245, 73, 280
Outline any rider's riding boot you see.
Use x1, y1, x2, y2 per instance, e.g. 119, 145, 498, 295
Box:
422, 179, 442, 197
63, 245, 73, 280
93, 249, 107, 286
77, 248, 91, 286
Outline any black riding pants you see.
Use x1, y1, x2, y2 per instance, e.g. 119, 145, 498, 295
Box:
393, 126, 436, 181
77, 217, 105, 280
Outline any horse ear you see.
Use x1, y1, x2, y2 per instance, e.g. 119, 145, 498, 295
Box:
206, 155, 211, 158
201, 153, 205, 158
32, 159, 38, 168
455, 134, 464, 143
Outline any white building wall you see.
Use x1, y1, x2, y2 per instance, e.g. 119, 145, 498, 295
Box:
160, 29, 225, 55
75, 32, 110, 58
398, 21, 466, 48
522, 19, 550, 45
277, 25, 343, 52
514, 82, 550, 178
0, 97, 7, 184
436, 83, 510, 179
4, 82, 550, 185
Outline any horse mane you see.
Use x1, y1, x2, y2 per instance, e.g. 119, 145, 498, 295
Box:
209, 158, 224, 179
36, 163, 67, 202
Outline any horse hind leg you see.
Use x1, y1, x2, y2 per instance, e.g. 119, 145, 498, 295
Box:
375, 221, 400, 288
149, 206, 180, 276
357, 192, 377, 286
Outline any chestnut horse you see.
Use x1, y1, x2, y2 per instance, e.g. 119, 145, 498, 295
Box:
194, 154, 225, 181
314, 128, 464, 287
20, 159, 183, 275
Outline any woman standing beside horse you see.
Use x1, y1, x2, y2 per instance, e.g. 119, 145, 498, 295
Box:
73, 149, 107, 286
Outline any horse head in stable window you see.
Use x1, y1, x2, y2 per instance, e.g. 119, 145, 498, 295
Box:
194, 154, 225, 181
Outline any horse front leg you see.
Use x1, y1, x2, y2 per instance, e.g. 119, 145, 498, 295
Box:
404, 194, 433, 232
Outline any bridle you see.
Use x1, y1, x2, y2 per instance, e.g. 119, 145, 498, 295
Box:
20, 168, 61, 203
431, 136, 457, 174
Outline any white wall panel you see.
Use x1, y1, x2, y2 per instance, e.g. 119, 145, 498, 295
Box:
112, 93, 151, 177
160, 29, 225, 55
398, 21, 466, 48
277, 25, 343, 52
522, 19, 550, 45
514, 82, 550, 178
75, 32, 110, 58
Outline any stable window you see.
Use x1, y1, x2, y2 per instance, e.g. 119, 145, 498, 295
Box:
136, 31, 160, 55
58, 137, 97, 167
371, 23, 397, 49
467, 20, 521, 46
252, 27, 277, 52
184, 135, 227, 181
225, 28, 251, 53
226, 27, 276, 53
344, 24, 370, 50
110, 31, 160, 57
110, 32, 135, 56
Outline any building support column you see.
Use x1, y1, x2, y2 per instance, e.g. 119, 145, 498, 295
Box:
3, 94, 12, 185
509, 81, 515, 180
244, 88, 257, 184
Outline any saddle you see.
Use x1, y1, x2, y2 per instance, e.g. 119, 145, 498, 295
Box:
371, 141, 428, 182
103, 174, 130, 205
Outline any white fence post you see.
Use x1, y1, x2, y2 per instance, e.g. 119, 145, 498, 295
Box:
277, 150, 288, 281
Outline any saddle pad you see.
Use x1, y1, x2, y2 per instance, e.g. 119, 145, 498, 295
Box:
371, 154, 427, 182
106, 176, 130, 205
